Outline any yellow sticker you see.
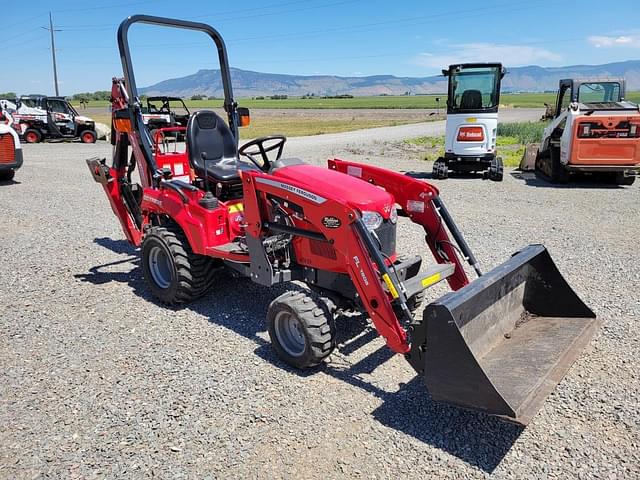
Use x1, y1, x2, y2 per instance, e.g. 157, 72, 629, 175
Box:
465, 117, 477, 123
382, 273, 399, 299
421, 272, 442, 288
228, 203, 244, 213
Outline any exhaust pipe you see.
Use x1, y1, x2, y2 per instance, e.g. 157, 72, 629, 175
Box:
408, 244, 599, 425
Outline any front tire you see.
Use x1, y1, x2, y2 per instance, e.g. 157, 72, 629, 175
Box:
0, 169, 15, 181
267, 290, 336, 368
80, 129, 97, 144
432, 159, 448, 179
141, 225, 218, 305
23, 129, 42, 143
536, 147, 569, 183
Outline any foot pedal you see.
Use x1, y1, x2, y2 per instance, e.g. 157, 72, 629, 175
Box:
402, 263, 455, 298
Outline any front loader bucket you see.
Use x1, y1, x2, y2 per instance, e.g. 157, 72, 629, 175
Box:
409, 245, 598, 425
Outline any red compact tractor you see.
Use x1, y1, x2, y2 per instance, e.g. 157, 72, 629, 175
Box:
88, 16, 600, 425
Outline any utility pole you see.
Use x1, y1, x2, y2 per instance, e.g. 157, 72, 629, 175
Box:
42, 12, 61, 96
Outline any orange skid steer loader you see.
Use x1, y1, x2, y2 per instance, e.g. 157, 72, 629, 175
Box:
522, 78, 640, 184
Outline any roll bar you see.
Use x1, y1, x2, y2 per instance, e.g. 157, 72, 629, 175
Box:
116, 15, 240, 140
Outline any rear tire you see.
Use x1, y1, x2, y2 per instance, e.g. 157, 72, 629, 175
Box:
488, 156, 504, 181
0, 169, 15, 181
80, 129, 97, 144
432, 159, 449, 179
23, 129, 42, 143
141, 225, 218, 305
267, 290, 336, 369
614, 173, 636, 186
536, 147, 569, 183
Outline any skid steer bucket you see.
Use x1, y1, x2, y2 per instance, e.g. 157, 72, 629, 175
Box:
409, 244, 598, 425
520, 143, 539, 171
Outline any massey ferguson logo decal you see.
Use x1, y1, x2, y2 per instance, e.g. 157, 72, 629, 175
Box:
255, 177, 327, 204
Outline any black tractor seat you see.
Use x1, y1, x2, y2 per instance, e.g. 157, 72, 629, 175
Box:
460, 89, 483, 110
186, 110, 258, 185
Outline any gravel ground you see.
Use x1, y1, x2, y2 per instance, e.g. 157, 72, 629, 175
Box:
1, 128, 638, 479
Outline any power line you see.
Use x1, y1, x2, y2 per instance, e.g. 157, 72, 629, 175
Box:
52, 0, 360, 32
51, 0, 159, 14
83, 0, 547, 51
0, 13, 48, 34
226, 0, 546, 44
1, 27, 45, 44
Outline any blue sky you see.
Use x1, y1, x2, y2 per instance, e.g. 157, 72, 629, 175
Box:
2, 0, 639, 95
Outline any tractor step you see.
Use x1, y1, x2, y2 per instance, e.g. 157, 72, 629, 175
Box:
209, 240, 247, 254
402, 262, 455, 298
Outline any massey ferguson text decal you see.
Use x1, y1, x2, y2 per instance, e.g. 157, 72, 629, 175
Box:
256, 177, 327, 204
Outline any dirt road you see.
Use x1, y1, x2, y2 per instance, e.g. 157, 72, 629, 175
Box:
285, 108, 543, 160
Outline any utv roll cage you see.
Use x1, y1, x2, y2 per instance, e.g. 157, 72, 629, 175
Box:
145, 96, 190, 115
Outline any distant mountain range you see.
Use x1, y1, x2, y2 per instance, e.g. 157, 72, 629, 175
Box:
140, 60, 640, 97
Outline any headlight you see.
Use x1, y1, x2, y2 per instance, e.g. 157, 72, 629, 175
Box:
361, 211, 383, 231
389, 206, 398, 224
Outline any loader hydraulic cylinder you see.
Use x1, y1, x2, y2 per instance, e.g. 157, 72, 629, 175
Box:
352, 218, 413, 321
432, 196, 482, 277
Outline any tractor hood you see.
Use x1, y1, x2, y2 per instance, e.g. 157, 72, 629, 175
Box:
273, 163, 395, 218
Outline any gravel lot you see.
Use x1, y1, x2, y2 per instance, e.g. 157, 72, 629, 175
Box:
1, 129, 638, 479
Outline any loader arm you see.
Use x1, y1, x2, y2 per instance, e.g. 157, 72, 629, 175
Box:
329, 158, 475, 290
541, 109, 568, 151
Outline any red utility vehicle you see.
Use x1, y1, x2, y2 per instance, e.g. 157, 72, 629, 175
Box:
88, 15, 599, 425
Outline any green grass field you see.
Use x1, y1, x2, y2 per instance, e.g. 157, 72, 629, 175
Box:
73, 91, 640, 110
237, 118, 416, 138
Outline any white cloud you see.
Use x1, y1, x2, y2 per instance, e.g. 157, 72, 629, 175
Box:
414, 42, 562, 68
588, 34, 640, 48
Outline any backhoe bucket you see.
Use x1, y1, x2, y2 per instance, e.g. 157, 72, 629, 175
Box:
409, 245, 598, 425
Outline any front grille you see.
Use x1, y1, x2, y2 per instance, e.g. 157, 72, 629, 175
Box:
0, 134, 15, 165
374, 220, 396, 257
309, 239, 337, 259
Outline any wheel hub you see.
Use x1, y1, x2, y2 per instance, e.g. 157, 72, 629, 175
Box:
274, 311, 306, 357
148, 245, 173, 289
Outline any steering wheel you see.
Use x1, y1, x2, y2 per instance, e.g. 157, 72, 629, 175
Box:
238, 135, 286, 172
